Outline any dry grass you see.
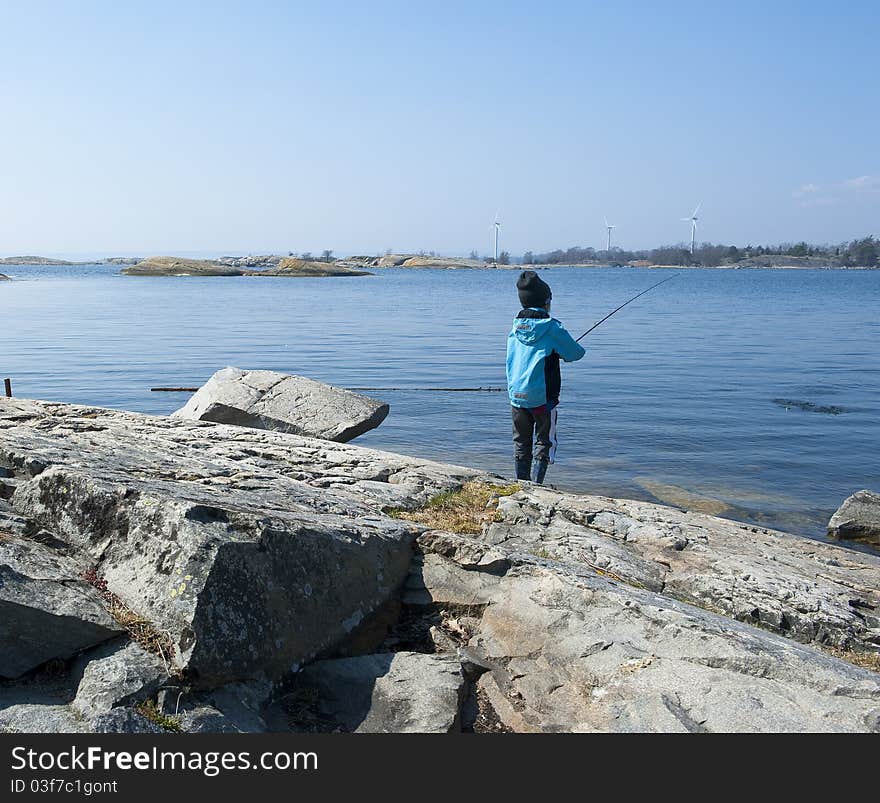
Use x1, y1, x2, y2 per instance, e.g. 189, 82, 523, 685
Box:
389, 481, 520, 534
824, 646, 880, 673
81, 567, 177, 673
135, 700, 181, 732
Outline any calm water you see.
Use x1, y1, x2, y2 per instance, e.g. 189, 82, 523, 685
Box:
1, 264, 878, 544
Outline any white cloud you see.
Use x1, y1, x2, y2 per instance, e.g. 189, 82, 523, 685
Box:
792, 183, 820, 197
843, 175, 880, 192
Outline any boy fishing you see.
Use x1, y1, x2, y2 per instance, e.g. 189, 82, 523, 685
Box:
506, 271, 586, 484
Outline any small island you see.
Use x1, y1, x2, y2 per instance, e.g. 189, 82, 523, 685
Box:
0, 255, 91, 266
121, 255, 371, 277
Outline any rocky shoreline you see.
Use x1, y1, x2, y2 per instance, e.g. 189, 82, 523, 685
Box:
3, 253, 876, 273
120, 256, 371, 277
1, 397, 878, 733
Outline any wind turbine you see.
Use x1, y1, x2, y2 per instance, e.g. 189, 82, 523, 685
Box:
604, 217, 616, 254
492, 213, 502, 263
682, 203, 701, 254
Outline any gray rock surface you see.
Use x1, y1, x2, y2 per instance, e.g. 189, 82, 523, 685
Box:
0, 398, 484, 688
483, 486, 880, 651
172, 367, 389, 442
2, 396, 879, 733
0, 704, 89, 733
0, 536, 121, 678
375, 254, 409, 267
829, 490, 880, 545
290, 652, 467, 733
89, 707, 166, 733
412, 531, 880, 732
71, 640, 168, 718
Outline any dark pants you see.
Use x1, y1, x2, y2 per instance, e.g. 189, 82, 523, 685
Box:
511, 405, 558, 464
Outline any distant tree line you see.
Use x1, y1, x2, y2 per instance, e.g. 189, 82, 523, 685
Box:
520, 236, 879, 268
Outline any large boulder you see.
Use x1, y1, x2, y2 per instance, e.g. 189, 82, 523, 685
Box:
172, 367, 389, 442
288, 652, 468, 733
0, 536, 122, 678
12, 466, 418, 688
411, 531, 880, 733
828, 490, 880, 546
71, 640, 169, 718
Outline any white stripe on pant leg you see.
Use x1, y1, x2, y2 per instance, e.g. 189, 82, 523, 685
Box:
548, 406, 558, 463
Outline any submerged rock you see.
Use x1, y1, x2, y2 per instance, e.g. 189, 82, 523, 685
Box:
634, 476, 730, 516
772, 398, 846, 415
829, 490, 880, 545
172, 367, 389, 442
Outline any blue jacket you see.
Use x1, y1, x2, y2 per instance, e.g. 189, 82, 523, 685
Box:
506, 309, 586, 409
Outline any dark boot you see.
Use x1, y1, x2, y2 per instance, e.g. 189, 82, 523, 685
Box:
514, 458, 531, 481
532, 459, 549, 484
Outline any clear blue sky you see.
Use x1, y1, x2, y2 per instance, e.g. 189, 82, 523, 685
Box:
1, 0, 877, 257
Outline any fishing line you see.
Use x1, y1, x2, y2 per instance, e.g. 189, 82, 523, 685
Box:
575, 273, 679, 342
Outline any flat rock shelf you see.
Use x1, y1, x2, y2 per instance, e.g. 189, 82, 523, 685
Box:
0, 397, 878, 733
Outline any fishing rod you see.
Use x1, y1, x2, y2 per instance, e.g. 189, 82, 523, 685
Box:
152, 385, 505, 393
575, 273, 679, 342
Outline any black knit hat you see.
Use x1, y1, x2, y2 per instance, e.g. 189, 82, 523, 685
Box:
517, 270, 552, 308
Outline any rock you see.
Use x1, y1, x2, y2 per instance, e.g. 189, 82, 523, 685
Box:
89, 707, 166, 733
204, 680, 272, 732
249, 258, 371, 277
5, 395, 879, 732
121, 256, 243, 276
154, 679, 272, 732
289, 652, 467, 733
172, 367, 389, 442
0, 256, 82, 266
412, 531, 880, 733
376, 254, 409, 267
216, 255, 282, 269
178, 705, 243, 733
71, 640, 168, 718
400, 256, 485, 269
0, 704, 89, 733
12, 467, 417, 688
484, 486, 880, 652
0, 398, 484, 687
0, 536, 122, 678
829, 490, 880, 545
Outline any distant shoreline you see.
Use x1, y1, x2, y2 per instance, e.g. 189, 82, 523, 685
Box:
1, 255, 877, 272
